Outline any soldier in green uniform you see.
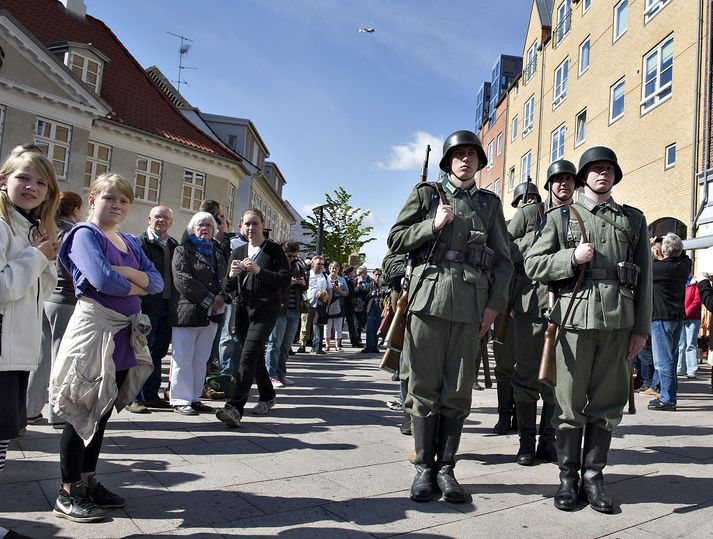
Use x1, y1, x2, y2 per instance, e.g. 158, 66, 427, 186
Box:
524, 147, 652, 513
388, 130, 512, 503
508, 161, 576, 466
493, 181, 542, 436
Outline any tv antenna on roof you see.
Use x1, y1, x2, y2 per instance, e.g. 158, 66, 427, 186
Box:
167, 32, 197, 87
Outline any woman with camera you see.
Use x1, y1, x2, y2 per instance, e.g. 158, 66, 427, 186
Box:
325, 261, 348, 352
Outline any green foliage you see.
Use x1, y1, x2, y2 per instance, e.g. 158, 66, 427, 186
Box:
300, 187, 375, 266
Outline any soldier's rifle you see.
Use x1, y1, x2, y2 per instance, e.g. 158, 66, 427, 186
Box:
538, 206, 588, 388
379, 145, 430, 373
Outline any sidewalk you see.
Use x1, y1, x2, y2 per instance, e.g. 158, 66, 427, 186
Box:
2, 349, 712, 538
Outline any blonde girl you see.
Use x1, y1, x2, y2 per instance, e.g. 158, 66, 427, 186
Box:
0, 150, 59, 482
51, 173, 162, 523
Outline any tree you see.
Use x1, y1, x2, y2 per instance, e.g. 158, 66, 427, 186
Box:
301, 187, 375, 265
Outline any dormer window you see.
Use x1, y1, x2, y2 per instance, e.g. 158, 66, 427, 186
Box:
48, 42, 108, 95
69, 51, 102, 93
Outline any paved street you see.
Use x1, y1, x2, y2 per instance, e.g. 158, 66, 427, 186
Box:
2, 349, 712, 538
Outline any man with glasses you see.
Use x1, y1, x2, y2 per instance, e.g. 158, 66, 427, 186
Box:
360, 269, 384, 353
265, 242, 307, 386
388, 130, 512, 503
127, 206, 178, 413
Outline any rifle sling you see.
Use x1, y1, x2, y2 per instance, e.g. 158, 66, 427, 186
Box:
553, 205, 588, 347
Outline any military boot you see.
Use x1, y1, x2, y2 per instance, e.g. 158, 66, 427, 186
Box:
493, 380, 514, 434
410, 415, 439, 502
536, 402, 557, 462
580, 424, 614, 513
554, 428, 583, 511
515, 400, 537, 466
435, 415, 466, 503
400, 411, 412, 436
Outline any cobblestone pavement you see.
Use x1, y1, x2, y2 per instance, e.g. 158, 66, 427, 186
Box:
2, 349, 712, 538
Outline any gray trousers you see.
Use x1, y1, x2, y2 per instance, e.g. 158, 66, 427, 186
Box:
555, 328, 631, 431
26, 302, 74, 421
404, 313, 478, 419
511, 312, 554, 404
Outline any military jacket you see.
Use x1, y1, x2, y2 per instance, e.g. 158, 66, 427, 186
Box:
524, 195, 652, 335
387, 176, 513, 324
508, 200, 550, 317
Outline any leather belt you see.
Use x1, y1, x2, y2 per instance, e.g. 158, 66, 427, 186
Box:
442, 249, 467, 263
585, 268, 618, 280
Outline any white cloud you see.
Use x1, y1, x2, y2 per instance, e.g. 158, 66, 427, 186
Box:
374, 131, 443, 172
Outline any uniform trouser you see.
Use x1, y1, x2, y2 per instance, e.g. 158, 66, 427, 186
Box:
554, 328, 631, 431
511, 312, 554, 404
492, 313, 516, 385
404, 313, 478, 419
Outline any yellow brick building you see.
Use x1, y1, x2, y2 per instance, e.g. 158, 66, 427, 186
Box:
502, 0, 709, 247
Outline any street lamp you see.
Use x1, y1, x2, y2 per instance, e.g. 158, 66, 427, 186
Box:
314, 203, 337, 255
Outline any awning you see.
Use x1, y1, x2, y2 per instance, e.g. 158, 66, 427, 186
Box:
682, 235, 713, 250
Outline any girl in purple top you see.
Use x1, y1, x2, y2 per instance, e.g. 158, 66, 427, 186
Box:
54, 174, 162, 524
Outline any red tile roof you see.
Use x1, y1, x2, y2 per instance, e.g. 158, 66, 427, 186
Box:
1, 0, 240, 162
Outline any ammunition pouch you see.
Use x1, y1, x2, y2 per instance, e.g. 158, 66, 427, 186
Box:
616, 261, 640, 289
467, 243, 495, 271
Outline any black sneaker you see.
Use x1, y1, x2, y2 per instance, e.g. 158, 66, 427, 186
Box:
53, 486, 107, 523
89, 480, 126, 508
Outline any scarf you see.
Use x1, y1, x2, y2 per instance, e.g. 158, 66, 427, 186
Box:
188, 235, 214, 257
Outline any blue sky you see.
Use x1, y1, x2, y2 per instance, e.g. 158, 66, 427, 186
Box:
86, 0, 532, 266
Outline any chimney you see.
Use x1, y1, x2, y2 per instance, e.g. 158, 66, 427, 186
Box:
60, 0, 87, 18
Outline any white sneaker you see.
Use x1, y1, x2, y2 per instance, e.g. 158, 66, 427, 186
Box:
271, 378, 285, 388
252, 399, 276, 415
216, 405, 241, 427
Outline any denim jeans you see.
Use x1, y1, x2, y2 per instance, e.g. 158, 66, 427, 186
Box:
677, 319, 700, 376
219, 303, 242, 377
651, 319, 683, 406
312, 323, 324, 352
365, 301, 382, 350
265, 309, 300, 379
635, 338, 654, 390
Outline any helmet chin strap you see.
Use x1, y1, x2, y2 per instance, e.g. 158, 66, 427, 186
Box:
585, 179, 612, 195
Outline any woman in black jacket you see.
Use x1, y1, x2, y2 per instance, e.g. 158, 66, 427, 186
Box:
216, 209, 290, 427
170, 212, 227, 416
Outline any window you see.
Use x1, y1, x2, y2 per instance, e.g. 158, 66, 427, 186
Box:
583, 0, 591, 13
511, 115, 519, 141
69, 51, 102, 93
181, 169, 205, 211
487, 141, 494, 169
135, 156, 162, 202
523, 96, 535, 135
496, 133, 503, 156
551, 124, 566, 162
493, 179, 501, 197
84, 141, 111, 188
641, 36, 673, 114
227, 134, 238, 151
579, 37, 590, 76
520, 152, 532, 183
34, 118, 71, 181
508, 166, 516, 191
575, 109, 587, 147
227, 183, 236, 223
524, 42, 537, 83
553, 58, 569, 108
665, 143, 676, 169
614, 0, 628, 42
610, 78, 626, 123
645, 0, 671, 22
514, 84, 519, 97
554, 0, 572, 46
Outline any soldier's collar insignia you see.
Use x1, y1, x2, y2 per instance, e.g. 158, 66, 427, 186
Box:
443, 175, 477, 197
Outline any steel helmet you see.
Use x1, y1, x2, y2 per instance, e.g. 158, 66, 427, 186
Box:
545, 159, 578, 188
439, 130, 487, 172
511, 181, 541, 208
576, 146, 623, 186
